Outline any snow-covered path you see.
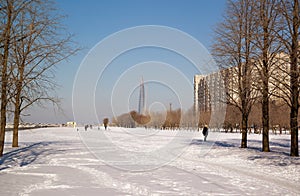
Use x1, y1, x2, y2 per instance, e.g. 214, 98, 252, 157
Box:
0, 127, 299, 195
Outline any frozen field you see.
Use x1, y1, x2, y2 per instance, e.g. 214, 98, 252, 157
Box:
0, 127, 299, 195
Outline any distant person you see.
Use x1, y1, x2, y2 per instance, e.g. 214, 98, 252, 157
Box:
202, 125, 208, 141
103, 118, 109, 130
84, 125, 88, 131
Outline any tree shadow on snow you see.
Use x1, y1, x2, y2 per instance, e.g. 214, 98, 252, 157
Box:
239, 139, 300, 166
247, 153, 300, 166
190, 139, 236, 148
0, 141, 67, 171
190, 138, 300, 166
222, 139, 292, 155
246, 139, 290, 154
213, 141, 236, 148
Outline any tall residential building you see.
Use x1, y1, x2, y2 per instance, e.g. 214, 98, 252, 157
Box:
194, 71, 226, 114
194, 52, 291, 115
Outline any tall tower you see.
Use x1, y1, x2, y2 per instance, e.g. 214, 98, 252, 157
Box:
138, 77, 145, 115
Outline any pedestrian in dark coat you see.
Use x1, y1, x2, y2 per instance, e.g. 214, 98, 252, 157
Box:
202, 125, 208, 141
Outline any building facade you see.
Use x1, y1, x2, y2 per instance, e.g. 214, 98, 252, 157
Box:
194, 70, 227, 114
194, 52, 293, 128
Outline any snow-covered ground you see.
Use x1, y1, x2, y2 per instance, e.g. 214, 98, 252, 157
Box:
0, 127, 299, 195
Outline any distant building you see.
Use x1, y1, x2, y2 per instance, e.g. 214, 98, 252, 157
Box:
67, 121, 76, 128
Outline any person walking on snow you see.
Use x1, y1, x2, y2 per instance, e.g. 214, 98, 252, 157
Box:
202, 125, 208, 141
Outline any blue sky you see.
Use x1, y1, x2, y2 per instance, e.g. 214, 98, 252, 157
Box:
24, 0, 226, 124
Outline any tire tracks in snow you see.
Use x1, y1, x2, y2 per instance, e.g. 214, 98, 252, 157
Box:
201, 159, 300, 195
170, 145, 299, 195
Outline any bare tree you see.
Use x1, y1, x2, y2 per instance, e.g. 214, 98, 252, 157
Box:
148, 111, 166, 129
0, 0, 15, 157
251, 0, 282, 152
9, 0, 78, 147
213, 0, 258, 148
114, 113, 136, 128
0, 0, 79, 155
275, 0, 299, 156
130, 110, 151, 125
181, 107, 197, 130
162, 109, 181, 130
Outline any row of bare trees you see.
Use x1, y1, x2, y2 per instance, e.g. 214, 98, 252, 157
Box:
0, 0, 78, 156
195, 101, 290, 134
212, 0, 299, 156
113, 108, 186, 130
161, 109, 181, 129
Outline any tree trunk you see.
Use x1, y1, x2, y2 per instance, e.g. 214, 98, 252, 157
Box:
289, 0, 299, 156
241, 113, 248, 148
12, 55, 25, 147
262, 87, 270, 152
290, 105, 298, 156
0, 88, 8, 156
0, 2, 12, 157
12, 116, 20, 148
12, 92, 21, 147
261, 6, 270, 152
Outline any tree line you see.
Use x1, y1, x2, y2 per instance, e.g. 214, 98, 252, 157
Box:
212, 0, 299, 156
0, 0, 78, 157
112, 108, 195, 130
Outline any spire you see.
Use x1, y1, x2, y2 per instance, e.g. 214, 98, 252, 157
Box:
138, 77, 145, 115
